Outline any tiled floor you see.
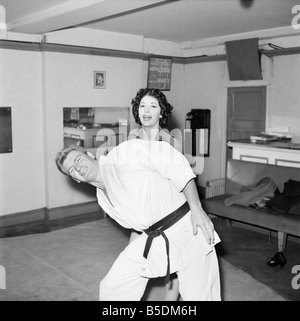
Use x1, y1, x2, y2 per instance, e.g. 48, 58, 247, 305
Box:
0, 214, 297, 301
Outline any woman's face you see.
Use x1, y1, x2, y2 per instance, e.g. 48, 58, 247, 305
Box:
138, 95, 161, 129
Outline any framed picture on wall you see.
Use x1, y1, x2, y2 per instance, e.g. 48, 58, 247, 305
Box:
147, 57, 172, 91
94, 71, 106, 89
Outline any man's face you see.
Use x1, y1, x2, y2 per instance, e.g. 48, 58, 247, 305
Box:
63, 151, 98, 183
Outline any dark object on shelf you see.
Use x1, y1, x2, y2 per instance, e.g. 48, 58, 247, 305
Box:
267, 179, 300, 214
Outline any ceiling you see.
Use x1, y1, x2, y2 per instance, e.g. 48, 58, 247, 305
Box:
0, 0, 298, 43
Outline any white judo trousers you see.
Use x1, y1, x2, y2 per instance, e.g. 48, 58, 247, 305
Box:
96, 140, 221, 301
99, 228, 221, 301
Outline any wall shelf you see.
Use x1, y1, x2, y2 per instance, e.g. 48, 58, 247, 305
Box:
1, 40, 300, 64
261, 46, 300, 57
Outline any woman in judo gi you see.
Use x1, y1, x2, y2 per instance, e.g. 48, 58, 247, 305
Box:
128, 88, 181, 300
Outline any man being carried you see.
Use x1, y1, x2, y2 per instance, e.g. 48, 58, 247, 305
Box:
55, 139, 221, 301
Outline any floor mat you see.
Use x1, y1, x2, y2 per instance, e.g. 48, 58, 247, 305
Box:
0, 218, 286, 301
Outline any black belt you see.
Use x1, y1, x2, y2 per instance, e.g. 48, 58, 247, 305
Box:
143, 201, 190, 284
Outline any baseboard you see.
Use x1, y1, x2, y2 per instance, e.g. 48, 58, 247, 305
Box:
48, 201, 102, 221
0, 201, 103, 229
0, 208, 46, 228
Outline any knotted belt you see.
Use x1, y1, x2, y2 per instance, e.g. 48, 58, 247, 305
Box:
143, 201, 190, 284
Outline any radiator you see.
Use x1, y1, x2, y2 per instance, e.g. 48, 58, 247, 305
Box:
205, 178, 226, 198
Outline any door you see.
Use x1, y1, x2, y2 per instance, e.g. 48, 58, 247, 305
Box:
227, 86, 266, 140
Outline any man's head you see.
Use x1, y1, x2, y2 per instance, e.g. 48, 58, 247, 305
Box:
55, 145, 99, 183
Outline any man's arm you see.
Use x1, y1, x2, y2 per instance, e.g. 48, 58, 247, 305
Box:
182, 179, 215, 245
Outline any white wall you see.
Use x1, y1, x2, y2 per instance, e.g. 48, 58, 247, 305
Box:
44, 52, 185, 209
180, 34, 300, 187
183, 61, 225, 186
1, 29, 300, 218
269, 54, 300, 137
0, 49, 45, 215
43, 51, 145, 209
0, 41, 184, 217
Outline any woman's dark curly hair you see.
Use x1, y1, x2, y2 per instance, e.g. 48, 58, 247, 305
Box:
131, 88, 173, 128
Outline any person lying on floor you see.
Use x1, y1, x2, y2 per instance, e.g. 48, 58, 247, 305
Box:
55, 140, 221, 301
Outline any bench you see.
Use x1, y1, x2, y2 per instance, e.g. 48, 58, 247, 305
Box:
202, 193, 300, 252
